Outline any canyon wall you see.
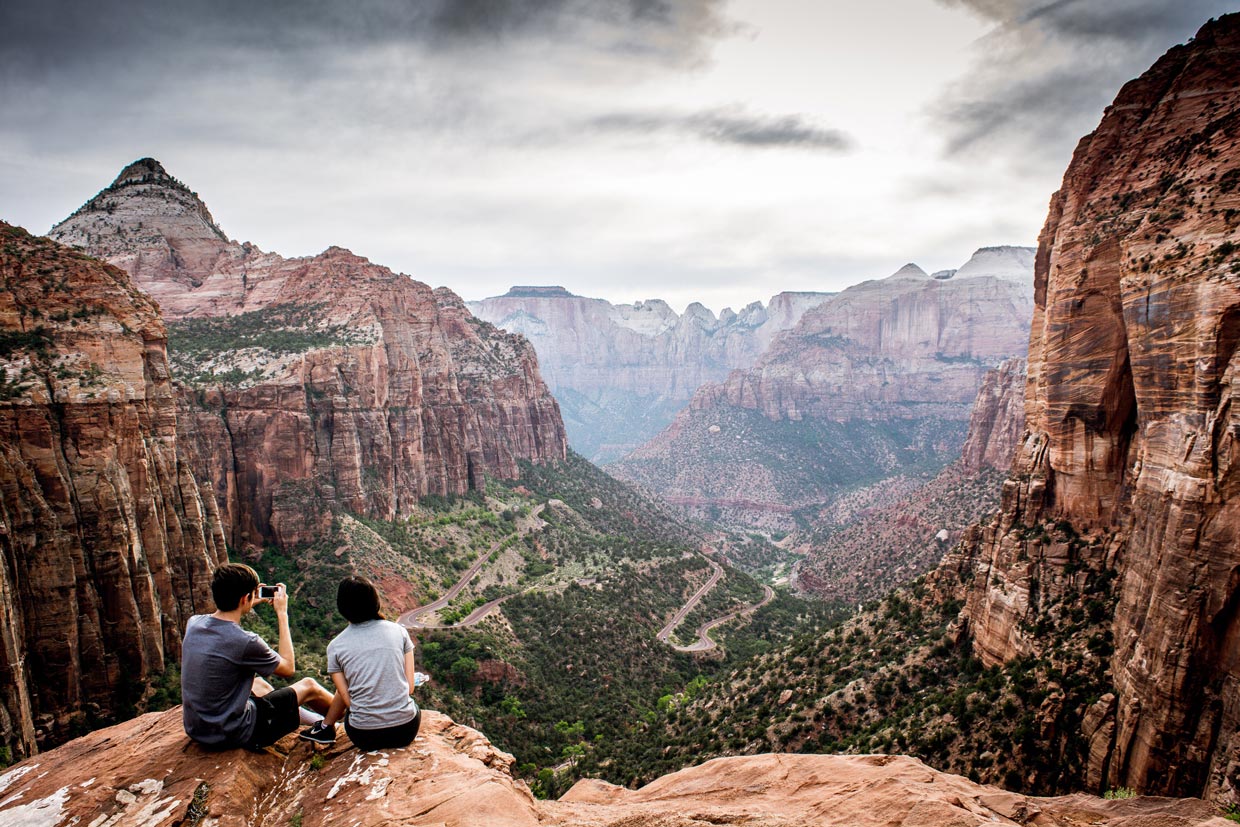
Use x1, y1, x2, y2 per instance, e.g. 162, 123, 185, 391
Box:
50, 160, 567, 552
468, 286, 832, 462
0, 223, 227, 761
610, 249, 1034, 529
942, 14, 1240, 802
960, 357, 1027, 473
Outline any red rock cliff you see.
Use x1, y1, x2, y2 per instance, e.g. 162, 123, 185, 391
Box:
50, 161, 567, 551
947, 14, 1240, 802
961, 357, 1027, 472
0, 223, 227, 762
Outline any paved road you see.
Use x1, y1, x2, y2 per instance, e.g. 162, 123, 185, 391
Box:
398, 504, 544, 631
656, 557, 724, 642
668, 585, 776, 653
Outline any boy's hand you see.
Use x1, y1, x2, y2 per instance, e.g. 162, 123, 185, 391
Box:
272, 583, 289, 615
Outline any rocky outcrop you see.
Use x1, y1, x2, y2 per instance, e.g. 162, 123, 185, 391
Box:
468, 286, 833, 462
940, 14, 1240, 803
961, 357, 1027, 472
0, 223, 226, 763
610, 249, 1034, 528
50, 160, 567, 552
0, 705, 1230, 827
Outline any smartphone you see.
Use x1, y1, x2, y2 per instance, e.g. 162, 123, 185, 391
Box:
259, 584, 278, 599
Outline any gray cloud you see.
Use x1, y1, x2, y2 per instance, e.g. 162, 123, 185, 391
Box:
932, 0, 1237, 162
0, 0, 729, 76
590, 108, 853, 150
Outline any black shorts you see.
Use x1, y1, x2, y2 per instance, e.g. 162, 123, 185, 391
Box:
248, 686, 300, 748
344, 707, 421, 752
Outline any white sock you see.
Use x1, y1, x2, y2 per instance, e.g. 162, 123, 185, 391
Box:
300, 708, 325, 726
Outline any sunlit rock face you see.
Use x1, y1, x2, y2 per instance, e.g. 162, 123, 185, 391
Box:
0, 223, 226, 762
51, 160, 567, 552
943, 14, 1240, 802
609, 248, 1034, 529
468, 286, 833, 462
0, 705, 1230, 827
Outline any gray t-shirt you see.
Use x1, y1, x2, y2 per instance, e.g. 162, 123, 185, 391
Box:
327, 619, 418, 730
181, 615, 281, 746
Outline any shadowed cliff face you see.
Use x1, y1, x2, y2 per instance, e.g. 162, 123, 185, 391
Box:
950, 14, 1240, 802
0, 223, 227, 762
50, 160, 567, 551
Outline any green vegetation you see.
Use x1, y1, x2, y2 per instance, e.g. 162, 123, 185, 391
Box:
594, 520, 1121, 796
1104, 788, 1137, 800
166, 303, 373, 384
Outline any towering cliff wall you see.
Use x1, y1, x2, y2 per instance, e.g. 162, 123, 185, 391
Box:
0, 223, 227, 761
468, 287, 832, 462
50, 160, 567, 552
610, 249, 1034, 529
942, 14, 1240, 802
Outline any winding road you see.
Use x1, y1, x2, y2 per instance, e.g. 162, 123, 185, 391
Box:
656, 558, 724, 642
668, 584, 775, 653
398, 504, 544, 631
656, 552, 777, 653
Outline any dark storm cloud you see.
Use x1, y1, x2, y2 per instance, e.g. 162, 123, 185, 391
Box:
0, 0, 728, 71
590, 109, 853, 150
932, 0, 1238, 161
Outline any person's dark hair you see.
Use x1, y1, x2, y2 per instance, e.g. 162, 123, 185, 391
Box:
337, 576, 384, 624
211, 563, 260, 612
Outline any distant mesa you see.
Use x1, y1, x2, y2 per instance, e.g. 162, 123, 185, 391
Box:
931, 269, 957, 280
469, 286, 836, 463
500, 285, 578, 298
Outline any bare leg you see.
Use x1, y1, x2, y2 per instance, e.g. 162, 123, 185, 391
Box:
251, 676, 275, 697
290, 676, 334, 715
322, 692, 348, 728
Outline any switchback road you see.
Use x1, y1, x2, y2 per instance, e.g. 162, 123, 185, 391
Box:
398, 504, 544, 631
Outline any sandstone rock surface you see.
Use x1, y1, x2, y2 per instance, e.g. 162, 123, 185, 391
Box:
941, 14, 1240, 803
961, 357, 1028, 472
0, 705, 1231, 827
468, 286, 832, 462
0, 223, 226, 762
610, 249, 1034, 528
49, 161, 567, 551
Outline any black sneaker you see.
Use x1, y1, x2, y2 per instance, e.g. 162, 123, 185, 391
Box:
298, 721, 336, 745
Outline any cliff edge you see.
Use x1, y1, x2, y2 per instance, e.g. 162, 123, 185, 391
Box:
0, 706, 1230, 827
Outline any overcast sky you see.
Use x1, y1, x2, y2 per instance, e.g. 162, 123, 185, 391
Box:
1, 0, 1234, 313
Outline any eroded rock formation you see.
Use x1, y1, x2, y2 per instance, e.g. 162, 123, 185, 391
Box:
468, 286, 832, 462
941, 14, 1240, 803
610, 248, 1034, 528
961, 357, 1027, 472
50, 160, 567, 552
0, 705, 1230, 827
0, 223, 226, 762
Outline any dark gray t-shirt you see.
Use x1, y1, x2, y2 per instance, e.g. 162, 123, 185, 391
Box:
181, 615, 281, 746
327, 619, 417, 730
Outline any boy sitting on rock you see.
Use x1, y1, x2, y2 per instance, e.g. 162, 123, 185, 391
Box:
181, 563, 334, 749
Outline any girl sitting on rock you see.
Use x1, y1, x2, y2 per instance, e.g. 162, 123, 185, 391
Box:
300, 577, 421, 750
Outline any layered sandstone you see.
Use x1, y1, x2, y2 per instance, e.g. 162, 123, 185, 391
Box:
940, 14, 1240, 803
610, 249, 1034, 528
961, 357, 1027, 472
0, 223, 226, 762
0, 705, 1230, 827
50, 160, 567, 551
468, 286, 832, 462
